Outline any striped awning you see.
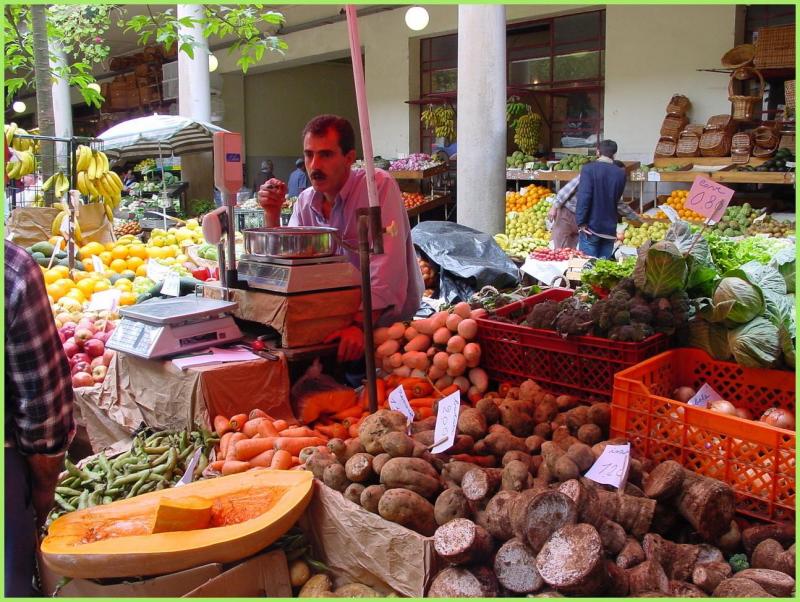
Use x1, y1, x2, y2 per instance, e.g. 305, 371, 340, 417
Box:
98, 115, 228, 163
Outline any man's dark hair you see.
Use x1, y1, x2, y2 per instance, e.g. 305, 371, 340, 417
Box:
597, 139, 618, 158
303, 115, 355, 155
295, 158, 304, 168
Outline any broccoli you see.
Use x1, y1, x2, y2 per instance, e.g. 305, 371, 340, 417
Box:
553, 298, 593, 336
525, 300, 559, 330
608, 323, 653, 342
589, 299, 614, 334
613, 310, 631, 326
616, 277, 637, 296
629, 302, 653, 325
728, 553, 749, 574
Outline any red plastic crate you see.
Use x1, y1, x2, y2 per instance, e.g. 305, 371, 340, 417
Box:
612, 348, 795, 524
475, 288, 669, 401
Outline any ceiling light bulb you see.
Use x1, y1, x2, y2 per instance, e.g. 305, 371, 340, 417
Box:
12, 101, 26, 113
208, 54, 219, 73
405, 6, 429, 31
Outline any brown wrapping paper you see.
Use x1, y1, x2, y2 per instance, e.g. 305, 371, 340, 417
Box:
5, 207, 60, 248
73, 351, 293, 452
300, 481, 440, 597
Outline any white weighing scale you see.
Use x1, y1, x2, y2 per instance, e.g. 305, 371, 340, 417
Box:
106, 297, 243, 359
236, 253, 361, 294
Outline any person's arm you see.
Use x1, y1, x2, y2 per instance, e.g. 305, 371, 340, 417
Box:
616, 198, 641, 223
574, 168, 593, 229
6, 257, 75, 527
257, 178, 287, 227
549, 176, 579, 219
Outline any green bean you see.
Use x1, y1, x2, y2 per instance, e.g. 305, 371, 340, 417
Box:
88, 491, 101, 507
110, 469, 152, 487
180, 430, 189, 450
148, 450, 171, 467
195, 453, 209, 478
77, 490, 89, 510
97, 453, 111, 476
138, 481, 157, 494
127, 471, 151, 498
145, 432, 165, 446
102, 496, 112, 504
104, 487, 123, 497
54, 493, 76, 512
64, 457, 86, 480
111, 454, 134, 471
125, 462, 151, 472
144, 445, 170, 455
56, 486, 82, 497
178, 444, 195, 461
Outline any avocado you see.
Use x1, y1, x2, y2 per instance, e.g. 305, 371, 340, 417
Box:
31, 242, 55, 257
109, 273, 122, 284
31, 251, 45, 260
36, 257, 51, 267
56, 258, 70, 267
55, 250, 67, 260
74, 260, 85, 271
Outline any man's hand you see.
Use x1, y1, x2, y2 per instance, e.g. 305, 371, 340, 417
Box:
26, 453, 65, 529
547, 207, 558, 221
257, 178, 288, 212
31, 486, 55, 529
323, 325, 365, 363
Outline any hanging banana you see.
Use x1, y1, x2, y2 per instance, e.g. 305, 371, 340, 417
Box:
506, 96, 531, 128
513, 112, 543, 155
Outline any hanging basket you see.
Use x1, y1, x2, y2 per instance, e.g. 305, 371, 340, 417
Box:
785, 80, 796, 118
655, 136, 677, 158
728, 67, 765, 121
721, 44, 755, 69
666, 94, 691, 117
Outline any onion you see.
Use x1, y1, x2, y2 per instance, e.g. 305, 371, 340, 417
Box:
759, 407, 795, 431
672, 386, 697, 403
708, 399, 737, 416
733, 407, 753, 421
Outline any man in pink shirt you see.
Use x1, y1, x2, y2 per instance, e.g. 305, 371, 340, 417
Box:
258, 115, 424, 363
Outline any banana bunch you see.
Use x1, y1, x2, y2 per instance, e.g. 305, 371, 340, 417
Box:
421, 104, 456, 140
506, 97, 530, 128
513, 112, 543, 156
51, 203, 83, 245
5, 149, 36, 180
4, 122, 34, 151
42, 172, 71, 198
74, 145, 123, 221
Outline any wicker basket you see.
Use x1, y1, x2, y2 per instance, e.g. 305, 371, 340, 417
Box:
666, 94, 691, 116
706, 114, 735, 133
752, 145, 776, 159
682, 123, 705, 137
786, 80, 796, 118
732, 132, 753, 153
655, 136, 677, 158
754, 126, 779, 149
660, 114, 689, 138
676, 131, 700, 157
699, 130, 732, 157
731, 149, 751, 164
728, 67, 765, 121
721, 44, 755, 69
754, 25, 795, 69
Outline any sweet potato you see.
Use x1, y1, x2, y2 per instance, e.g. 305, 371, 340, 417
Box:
298, 573, 333, 598
434, 487, 471, 525
434, 518, 493, 565
512, 490, 578, 553
479, 490, 519, 541
344, 452, 375, 482
378, 488, 437, 536
494, 538, 544, 594
475, 397, 499, 424
566, 442, 596, 472
322, 463, 350, 492
344, 482, 366, 505
380, 457, 441, 499
379, 431, 415, 458
555, 394, 579, 411
498, 399, 535, 437
502, 450, 531, 468
751, 539, 795, 576
473, 430, 527, 456
533, 422, 552, 439
577, 423, 603, 446
441, 461, 475, 487
358, 409, 407, 454
305, 449, 337, 480
533, 397, 559, 424
457, 407, 488, 440
427, 566, 499, 597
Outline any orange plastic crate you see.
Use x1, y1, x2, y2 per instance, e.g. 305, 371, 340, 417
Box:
612, 348, 795, 524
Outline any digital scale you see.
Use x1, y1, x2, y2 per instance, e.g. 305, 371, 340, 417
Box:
106, 297, 243, 359
236, 254, 361, 294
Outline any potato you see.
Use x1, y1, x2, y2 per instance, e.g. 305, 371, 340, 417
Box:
588, 403, 611, 429
553, 455, 580, 481
447, 335, 467, 354
533, 398, 558, 424
344, 482, 366, 505
380, 432, 416, 458
360, 484, 387, 513
334, 584, 381, 598
289, 559, 312, 588
378, 488, 438, 536
359, 410, 407, 454
499, 399, 535, 437
525, 435, 544, 455
446, 313, 463, 332
435, 487, 471, 525
458, 408, 488, 439
476, 397, 500, 424
380, 457, 441, 498
322, 463, 350, 492
457, 318, 478, 340
453, 302, 472, 319
298, 574, 333, 598
533, 423, 552, 439
577, 423, 603, 446
566, 442, 596, 473
565, 406, 590, 431
447, 353, 467, 377
433, 327, 451, 345
372, 452, 392, 476
306, 449, 338, 480
345, 452, 375, 482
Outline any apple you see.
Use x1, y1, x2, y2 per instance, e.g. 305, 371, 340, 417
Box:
72, 371, 94, 388
102, 349, 115, 367
91, 365, 108, 383
60, 325, 76, 341
74, 328, 94, 347
94, 332, 111, 344
77, 318, 95, 332
72, 352, 90, 366
84, 339, 105, 358
94, 319, 108, 332
62, 340, 80, 358
71, 361, 90, 376
90, 356, 105, 369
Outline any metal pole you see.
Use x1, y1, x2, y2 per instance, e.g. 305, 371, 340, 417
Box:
357, 210, 378, 413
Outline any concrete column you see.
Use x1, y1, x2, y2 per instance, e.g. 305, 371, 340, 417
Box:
456, 4, 506, 235
50, 41, 72, 166
177, 4, 211, 122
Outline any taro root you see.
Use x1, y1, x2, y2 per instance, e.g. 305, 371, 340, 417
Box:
536, 523, 607, 596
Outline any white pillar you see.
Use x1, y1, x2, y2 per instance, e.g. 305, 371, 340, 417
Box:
50, 42, 73, 148
177, 4, 211, 122
456, 4, 506, 235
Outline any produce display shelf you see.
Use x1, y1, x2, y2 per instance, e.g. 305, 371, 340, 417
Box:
389, 163, 448, 180
712, 171, 795, 185
654, 157, 768, 168
406, 194, 452, 217
507, 161, 640, 182
476, 288, 669, 402
612, 349, 795, 524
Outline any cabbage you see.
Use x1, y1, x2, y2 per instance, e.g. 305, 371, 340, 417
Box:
708, 277, 764, 324
730, 261, 787, 297
770, 246, 796, 294
779, 325, 795, 368
633, 241, 687, 298
727, 317, 781, 368
688, 318, 732, 361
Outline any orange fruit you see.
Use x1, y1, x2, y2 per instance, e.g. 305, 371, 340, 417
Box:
110, 258, 128, 273
65, 288, 86, 303
105, 242, 116, 251
111, 246, 129, 260
76, 278, 98, 297
135, 264, 148, 277
128, 245, 147, 260
72, 270, 91, 282
119, 291, 137, 306
44, 270, 61, 285
46, 283, 67, 301
93, 280, 111, 293
99, 251, 113, 266
126, 256, 144, 271
54, 278, 76, 291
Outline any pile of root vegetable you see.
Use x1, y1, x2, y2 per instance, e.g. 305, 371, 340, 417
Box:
302, 380, 796, 598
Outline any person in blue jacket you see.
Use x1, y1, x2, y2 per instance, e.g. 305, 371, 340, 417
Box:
574, 139, 627, 259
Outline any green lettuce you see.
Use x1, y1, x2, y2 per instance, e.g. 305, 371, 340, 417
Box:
727, 317, 782, 369
688, 318, 732, 361
707, 277, 764, 324
633, 240, 687, 298
770, 246, 796, 294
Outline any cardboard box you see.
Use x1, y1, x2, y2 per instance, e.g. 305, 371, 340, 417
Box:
300, 480, 441, 598
38, 549, 291, 598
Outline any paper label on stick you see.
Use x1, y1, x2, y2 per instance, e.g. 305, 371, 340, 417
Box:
87, 287, 121, 312
660, 204, 679, 223
59, 214, 71, 238
388, 385, 415, 430
146, 259, 171, 282
585, 443, 630, 488
648, 171, 661, 182
161, 271, 181, 296
686, 176, 734, 223
431, 391, 461, 454
91, 255, 105, 273
687, 383, 724, 408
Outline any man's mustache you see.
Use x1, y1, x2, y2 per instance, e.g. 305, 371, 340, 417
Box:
310, 171, 325, 179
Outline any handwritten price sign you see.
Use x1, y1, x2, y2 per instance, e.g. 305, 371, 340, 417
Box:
585, 443, 630, 489
388, 385, 415, 430
686, 176, 735, 223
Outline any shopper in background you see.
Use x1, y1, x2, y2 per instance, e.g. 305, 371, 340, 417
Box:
548, 158, 641, 250
574, 140, 632, 259
286, 158, 310, 198
252, 159, 274, 191
257, 115, 424, 365
5, 240, 75, 596
120, 168, 136, 194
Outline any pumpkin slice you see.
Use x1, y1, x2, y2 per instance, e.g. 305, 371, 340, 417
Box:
41, 469, 313, 579
151, 496, 213, 533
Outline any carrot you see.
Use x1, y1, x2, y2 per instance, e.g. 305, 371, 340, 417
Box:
376, 378, 387, 406
234, 437, 277, 461
274, 437, 326, 456
242, 418, 266, 438
219, 432, 234, 460
221, 460, 251, 475
229, 413, 248, 432
249, 449, 275, 468
249, 409, 272, 421
416, 406, 434, 420
332, 405, 363, 420
209, 460, 225, 472
214, 415, 232, 436
224, 433, 249, 460
290, 464, 306, 470
272, 419, 289, 432
348, 423, 360, 439
278, 426, 319, 438
400, 378, 433, 399
409, 396, 436, 408
270, 449, 293, 470
316, 423, 349, 439
291, 456, 301, 467
449, 454, 497, 467
436, 384, 460, 398
257, 420, 280, 438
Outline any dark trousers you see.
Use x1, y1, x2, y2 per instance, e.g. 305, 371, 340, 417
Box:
579, 230, 615, 259
5, 448, 37, 597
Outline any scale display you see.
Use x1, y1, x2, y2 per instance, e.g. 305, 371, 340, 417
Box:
237, 255, 360, 294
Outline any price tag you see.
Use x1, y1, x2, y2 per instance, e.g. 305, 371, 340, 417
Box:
648, 171, 661, 182
59, 214, 71, 238
161, 271, 181, 296
660, 205, 679, 223
87, 287, 121, 312
146, 259, 170, 282
388, 385, 415, 430
687, 383, 724, 408
431, 390, 461, 454
686, 176, 735, 222
91, 255, 105, 273
585, 443, 630, 489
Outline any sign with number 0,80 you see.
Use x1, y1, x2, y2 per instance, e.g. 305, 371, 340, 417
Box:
686, 176, 735, 223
